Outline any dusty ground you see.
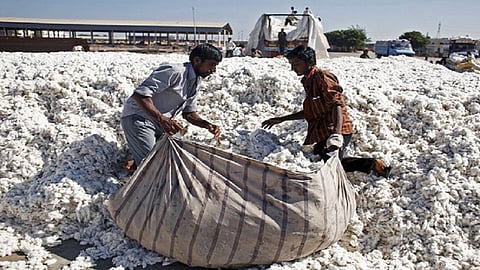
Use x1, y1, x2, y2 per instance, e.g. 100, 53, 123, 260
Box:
0, 238, 207, 269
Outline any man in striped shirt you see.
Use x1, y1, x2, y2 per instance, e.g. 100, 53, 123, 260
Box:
262, 45, 391, 177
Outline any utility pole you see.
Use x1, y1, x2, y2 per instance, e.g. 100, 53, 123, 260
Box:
436, 22, 441, 39
192, 7, 197, 46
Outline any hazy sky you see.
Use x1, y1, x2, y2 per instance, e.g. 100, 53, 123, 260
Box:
1, 0, 479, 41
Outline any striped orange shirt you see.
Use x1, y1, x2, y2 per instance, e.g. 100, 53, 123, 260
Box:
302, 67, 353, 145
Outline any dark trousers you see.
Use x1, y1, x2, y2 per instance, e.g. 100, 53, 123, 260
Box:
285, 18, 294, 26
313, 134, 375, 173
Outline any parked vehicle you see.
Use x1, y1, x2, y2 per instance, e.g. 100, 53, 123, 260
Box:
441, 37, 480, 73
246, 13, 330, 58
374, 39, 415, 58
448, 37, 479, 57
426, 37, 479, 58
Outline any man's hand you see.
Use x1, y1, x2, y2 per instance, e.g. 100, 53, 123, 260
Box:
132, 93, 184, 136
325, 133, 343, 152
207, 124, 221, 141
159, 117, 184, 136
182, 112, 220, 141
261, 117, 283, 129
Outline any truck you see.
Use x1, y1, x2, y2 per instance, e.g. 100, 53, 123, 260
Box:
448, 37, 479, 57
246, 13, 330, 58
374, 39, 415, 58
443, 37, 480, 72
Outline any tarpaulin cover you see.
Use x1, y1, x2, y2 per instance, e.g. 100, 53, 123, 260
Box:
246, 13, 330, 59
107, 135, 356, 268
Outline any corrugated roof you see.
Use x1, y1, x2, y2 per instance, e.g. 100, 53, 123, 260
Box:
0, 17, 233, 34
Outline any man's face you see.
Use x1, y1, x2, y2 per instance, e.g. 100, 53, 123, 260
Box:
288, 58, 309, 76
193, 57, 219, 78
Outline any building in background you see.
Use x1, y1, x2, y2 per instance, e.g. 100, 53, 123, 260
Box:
0, 17, 232, 52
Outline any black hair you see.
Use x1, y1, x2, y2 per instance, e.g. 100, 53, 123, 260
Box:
189, 43, 223, 63
286, 45, 316, 65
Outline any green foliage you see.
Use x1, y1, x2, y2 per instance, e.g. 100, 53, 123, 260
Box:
399, 31, 430, 51
325, 27, 368, 52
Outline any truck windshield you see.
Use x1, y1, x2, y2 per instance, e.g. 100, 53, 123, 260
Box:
450, 44, 475, 52
395, 42, 411, 49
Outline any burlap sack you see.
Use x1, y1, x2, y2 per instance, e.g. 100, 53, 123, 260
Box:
107, 135, 356, 268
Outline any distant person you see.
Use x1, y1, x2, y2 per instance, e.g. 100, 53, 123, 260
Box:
184, 41, 191, 53
262, 45, 392, 178
466, 51, 475, 60
121, 44, 222, 169
233, 44, 245, 57
226, 37, 236, 58
278, 28, 287, 55
360, 49, 371, 59
436, 57, 447, 65
303, 7, 312, 14
251, 48, 263, 58
285, 7, 298, 26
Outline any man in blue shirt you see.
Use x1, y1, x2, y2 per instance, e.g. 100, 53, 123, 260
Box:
121, 43, 222, 168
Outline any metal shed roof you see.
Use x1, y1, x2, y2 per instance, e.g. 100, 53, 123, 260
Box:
0, 17, 233, 34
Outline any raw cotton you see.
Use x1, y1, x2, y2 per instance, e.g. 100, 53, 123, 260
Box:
0, 51, 479, 269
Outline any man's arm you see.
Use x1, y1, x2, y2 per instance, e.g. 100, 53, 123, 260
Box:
132, 92, 183, 135
182, 111, 220, 140
333, 105, 343, 134
261, 110, 304, 129
325, 104, 344, 152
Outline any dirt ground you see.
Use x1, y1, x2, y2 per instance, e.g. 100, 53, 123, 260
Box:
0, 238, 207, 269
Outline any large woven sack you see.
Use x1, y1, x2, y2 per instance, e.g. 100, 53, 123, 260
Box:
107, 135, 356, 268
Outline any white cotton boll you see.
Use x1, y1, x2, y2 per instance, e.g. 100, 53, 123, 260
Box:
266, 149, 290, 164
466, 102, 480, 114
62, 255, 95, 270
110, 247, 164, 269
44, 258, 57, 266
0, 227, 20, 257
17, 235, 52, 269
43, 236, 61, 247
46, 210, 64, 221
0, 261, 29, 269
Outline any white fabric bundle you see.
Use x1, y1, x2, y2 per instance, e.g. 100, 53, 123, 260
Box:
326, 133, 344, 148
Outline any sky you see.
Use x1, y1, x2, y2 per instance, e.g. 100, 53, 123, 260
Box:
1, 0, 479, 42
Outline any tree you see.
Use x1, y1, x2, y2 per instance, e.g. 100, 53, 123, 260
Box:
343, 27, 367, 51
325, 27, 368, 52
324, 30, 345, 50
399, 31, 429, 52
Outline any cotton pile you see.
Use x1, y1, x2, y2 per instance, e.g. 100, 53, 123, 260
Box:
0, 51, 479, 269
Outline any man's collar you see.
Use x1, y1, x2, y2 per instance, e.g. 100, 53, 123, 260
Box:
185, 62, 198, 81
301, 66, 319, 82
